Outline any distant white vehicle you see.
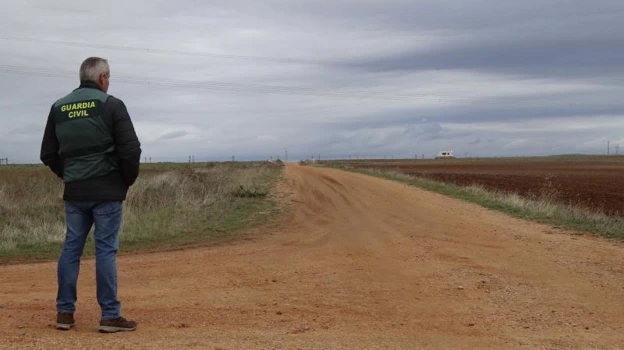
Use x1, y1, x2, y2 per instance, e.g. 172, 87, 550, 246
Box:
435, 150, 455, 159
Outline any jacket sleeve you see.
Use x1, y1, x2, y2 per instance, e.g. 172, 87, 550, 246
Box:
110, 98, 142, 186
40, 107, 63, 178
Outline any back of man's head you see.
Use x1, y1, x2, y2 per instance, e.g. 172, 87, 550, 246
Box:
80, 57, 110, 82
79, 57, 110, 92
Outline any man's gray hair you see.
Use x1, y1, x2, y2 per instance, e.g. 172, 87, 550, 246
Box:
79, 57, 109, 82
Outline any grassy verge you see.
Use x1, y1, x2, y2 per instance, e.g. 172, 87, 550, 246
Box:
0, 162, 283, 263
327, 165, 624, 240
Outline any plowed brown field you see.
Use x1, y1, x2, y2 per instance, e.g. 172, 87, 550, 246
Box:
341, 158, 624, 215
1, 165, 623, 349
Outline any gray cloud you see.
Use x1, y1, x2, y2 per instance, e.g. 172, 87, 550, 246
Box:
0, 0, 622, 163
10, 123, 43, 136
156, 130, 188, 141
345, 35, 624, 83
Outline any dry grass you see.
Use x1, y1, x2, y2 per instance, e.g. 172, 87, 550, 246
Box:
0, 162, 282, 260
0, 167, 65, 252
463, 184, 624, 238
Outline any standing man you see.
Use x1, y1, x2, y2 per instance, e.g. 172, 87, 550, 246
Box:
40, 57, 141, 333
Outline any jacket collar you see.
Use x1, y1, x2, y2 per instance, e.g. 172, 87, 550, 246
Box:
76, 80, 103, 91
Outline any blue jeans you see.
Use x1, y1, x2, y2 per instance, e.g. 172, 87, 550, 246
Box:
57, 201, 123, 320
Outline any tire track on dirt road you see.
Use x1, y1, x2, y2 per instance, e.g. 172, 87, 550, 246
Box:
1, 165, 623, 349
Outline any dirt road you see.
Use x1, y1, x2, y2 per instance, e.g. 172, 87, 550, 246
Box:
1, 165, 624, 349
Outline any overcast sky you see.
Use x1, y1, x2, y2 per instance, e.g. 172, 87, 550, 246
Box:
1, 0, 623, 162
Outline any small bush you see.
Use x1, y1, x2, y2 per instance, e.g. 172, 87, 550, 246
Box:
232, 185, 268, 198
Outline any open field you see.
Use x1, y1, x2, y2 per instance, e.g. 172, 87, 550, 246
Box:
326, 156, 624, 216
0, 162, 283, 262
1, 165, 623, 349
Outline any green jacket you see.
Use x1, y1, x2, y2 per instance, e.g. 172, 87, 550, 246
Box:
51, 85, 119, 183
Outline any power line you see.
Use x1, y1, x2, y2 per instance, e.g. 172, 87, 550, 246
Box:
0, 64, 466, 102
0, 64, 576, 106
0, 37, 585, 106
0, 36, 332, 66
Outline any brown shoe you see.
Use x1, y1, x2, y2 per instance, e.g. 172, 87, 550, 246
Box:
99, 317, 137, 333
56, 312, 75, 330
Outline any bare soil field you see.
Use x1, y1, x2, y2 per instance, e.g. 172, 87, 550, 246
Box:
337, 157, 624, 216
1, 165, 624, 349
